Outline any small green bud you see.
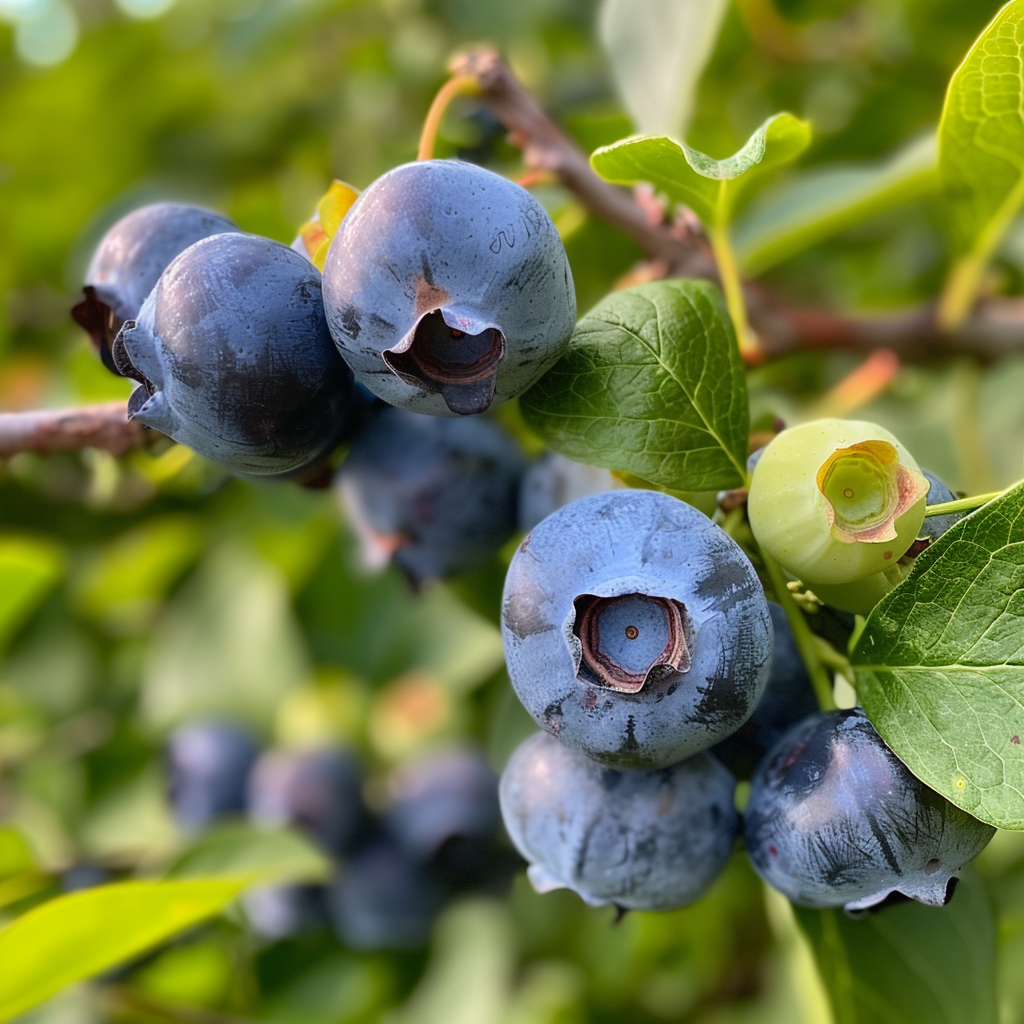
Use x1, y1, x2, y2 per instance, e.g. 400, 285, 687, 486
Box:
748, 419, 928, 586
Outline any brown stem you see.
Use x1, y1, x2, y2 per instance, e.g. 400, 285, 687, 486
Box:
454, 45, 1024, 364
449, 47, 706, 274
0, 401, 158, 458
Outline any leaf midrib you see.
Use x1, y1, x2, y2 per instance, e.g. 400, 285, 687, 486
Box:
592, 304, 745, 482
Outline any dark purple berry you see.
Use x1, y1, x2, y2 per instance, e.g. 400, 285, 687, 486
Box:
112, 233, 355, 475
73, 203, 240, 372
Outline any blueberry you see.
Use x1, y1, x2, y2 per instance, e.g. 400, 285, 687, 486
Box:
500, 731, 738, 911
517, 451, 617, 533
919, 468, 964, 543
327, 832, 447, 950
502, 490, 772, 769
711, 602, 818, 779
336, 404, 526, 583
322, 159, 576, 416
243, 884, 329, 941
112, 233, 355, 475
743, 708, 995, 912
73, 203, 240, 372
247, 747, 366, 856
748, 419, 929, 586
165, 721, 260, 833
384, 749, 516, 891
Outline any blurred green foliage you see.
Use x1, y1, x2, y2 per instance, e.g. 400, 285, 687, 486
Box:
3, 1, 1024, 1022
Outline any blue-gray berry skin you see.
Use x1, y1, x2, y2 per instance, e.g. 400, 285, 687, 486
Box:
920, 469, 964, 543
500, 731, 738, 911
384, 749, 500, 862
743, 708, 995, 912
73, 203, 240, 372
517, 451, 617, 533
243, 884, 329, 941
336, 405, 526, 583
112, 233, 354, 475
247, 747, 366, 856
321, 159, 576, 417
327, 833, 447, 950
502, 490, 772, 769
165, 721, 260, 833
712, 602, 818, 779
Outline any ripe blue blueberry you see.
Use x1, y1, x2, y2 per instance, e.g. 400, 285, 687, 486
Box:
517, 451, 617, 533
502, 490, 772, 769
165, 721, 260, 833
247, 746, 366, 856
327, 831, 447, 950
243, 884, 329, 941
336, 404, 525, 583
743, 708, 995, 911
73, 203, 239, 372
112, 233, 355, 475
383, 748, 517, 892
321, 159, 576, 416
384, 749, 500, 861
711, 602, 818, 779
500, 731, 738, 911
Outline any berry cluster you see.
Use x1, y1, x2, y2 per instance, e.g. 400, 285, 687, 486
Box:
498, 448, 993, 914
164, 721, 516, 949
74, 167, 994, 924
77, 158, 574, 478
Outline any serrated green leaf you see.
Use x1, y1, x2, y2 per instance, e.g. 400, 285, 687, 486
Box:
794, 869, 996, 1024
938, 0, 1024, 327
597, 0, 728, 139
167, 822, 331, 883
520, 279, 748, 492
0, 878, 247, 1023
590, 114, 811, 227
0, 538, 63, 652
853, 481, 1024, 829
736, 134, 937, 274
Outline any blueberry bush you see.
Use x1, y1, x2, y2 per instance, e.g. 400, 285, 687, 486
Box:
3, 1, 1024, 1022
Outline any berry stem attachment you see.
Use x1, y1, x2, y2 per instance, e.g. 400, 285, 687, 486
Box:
761, 552, 837, 712
417, 74, 481, 161
924, 488, 1012, 517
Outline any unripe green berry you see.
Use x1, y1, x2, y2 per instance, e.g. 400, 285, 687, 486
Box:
748, 419, 928, 586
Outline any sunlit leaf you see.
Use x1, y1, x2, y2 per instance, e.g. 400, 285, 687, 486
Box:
591, 114, 812, 226
853, 481, 1024, 829
794, 870, 996, 1024
597, 0, 729, 138
736, 134, 937, 274
521, 279, 748, 491
168, 822, 331, 883
938, 0, 1024, 327
0, 878, 247, 1023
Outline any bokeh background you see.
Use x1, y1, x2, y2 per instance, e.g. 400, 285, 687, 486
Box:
4, 1, 1024, 1022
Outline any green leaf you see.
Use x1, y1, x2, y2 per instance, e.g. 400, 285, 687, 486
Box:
167, 822, 331, 883
735, 134, 937, 274
0, 878, 247, 1023
520, 279, 749, 492
938, 0, 1024, 328
852, 480, 1024, 829
590, 114, 812, 226
0, 538, 63, 652
597, 0, 729, 139
793, 869, 996, 1024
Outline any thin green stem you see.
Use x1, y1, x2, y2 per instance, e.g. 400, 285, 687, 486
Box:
761, 553, 837, 712
924, 489, 1009, 517
709, 185, 758, 362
